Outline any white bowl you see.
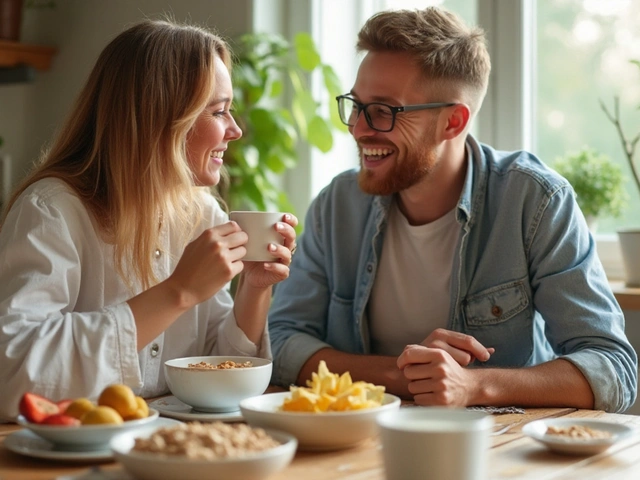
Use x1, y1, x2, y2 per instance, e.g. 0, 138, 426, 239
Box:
164, 356, 272, 413
111, 425, 297, 480
522, 418, 636, 455
16, 409, 160, 449
240, 391, 401, 451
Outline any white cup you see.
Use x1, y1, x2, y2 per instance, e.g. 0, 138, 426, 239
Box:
229, 211, 285, 262
377, 407, 493, 480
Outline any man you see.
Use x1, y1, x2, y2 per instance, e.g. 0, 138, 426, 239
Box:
268, 7, 637, 412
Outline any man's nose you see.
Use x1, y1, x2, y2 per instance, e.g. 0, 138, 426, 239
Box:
349, 110, 375, 138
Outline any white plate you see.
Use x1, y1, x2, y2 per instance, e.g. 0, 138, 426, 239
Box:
240, 391, 401, 451
111, 425, 297, 480
148, 396, 243, 422
4, 417, 181, 462
522, 418, 636, 455
16, 409, 160, 448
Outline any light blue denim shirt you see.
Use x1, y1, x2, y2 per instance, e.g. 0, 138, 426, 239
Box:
269, 135, 638, 413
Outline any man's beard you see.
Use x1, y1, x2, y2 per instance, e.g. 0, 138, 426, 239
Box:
358, 136, 435, 196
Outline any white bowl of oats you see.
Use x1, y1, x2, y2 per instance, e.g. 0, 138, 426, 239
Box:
111, 421, 297, 480
164, 356, 272, 413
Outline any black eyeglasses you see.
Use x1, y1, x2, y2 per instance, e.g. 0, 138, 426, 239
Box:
336, 94, 457, 132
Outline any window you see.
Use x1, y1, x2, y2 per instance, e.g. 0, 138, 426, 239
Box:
535, 0, 640, 235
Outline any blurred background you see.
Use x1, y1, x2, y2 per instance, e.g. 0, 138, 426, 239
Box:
1, 0, 639, 410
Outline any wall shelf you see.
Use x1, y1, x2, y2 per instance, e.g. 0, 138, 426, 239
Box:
0, 40, 57, 71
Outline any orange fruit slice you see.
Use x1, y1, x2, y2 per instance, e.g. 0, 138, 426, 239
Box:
98, 384, 138, 418
124, 396, 149, 421
81, 405, 123, 425
64, 398, 95, 420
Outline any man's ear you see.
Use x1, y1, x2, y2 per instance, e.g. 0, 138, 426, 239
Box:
441, 104, 470, 140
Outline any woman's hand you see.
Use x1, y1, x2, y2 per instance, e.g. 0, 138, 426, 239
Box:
168, 222, 248, 308
241, 213, 298, 289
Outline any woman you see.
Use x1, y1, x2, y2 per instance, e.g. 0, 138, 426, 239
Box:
0, 19, 297, 420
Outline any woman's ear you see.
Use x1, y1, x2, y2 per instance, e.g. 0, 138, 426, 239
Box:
442, 104, 470, 140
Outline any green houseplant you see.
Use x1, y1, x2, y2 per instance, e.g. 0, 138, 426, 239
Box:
220, 32, 345, 213
553, 146, 627, 229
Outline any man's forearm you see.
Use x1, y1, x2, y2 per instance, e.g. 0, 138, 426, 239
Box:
468, 358, 595, 409
297, 348, 412, 398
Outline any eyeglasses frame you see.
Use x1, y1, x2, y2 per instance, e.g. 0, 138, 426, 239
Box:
336, 94, 457, 132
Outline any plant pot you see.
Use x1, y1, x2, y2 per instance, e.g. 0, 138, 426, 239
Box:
617, 229, 640, 287
0, 0, 23, 41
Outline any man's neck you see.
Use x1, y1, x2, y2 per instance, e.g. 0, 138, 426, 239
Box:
397, 142, 467, 226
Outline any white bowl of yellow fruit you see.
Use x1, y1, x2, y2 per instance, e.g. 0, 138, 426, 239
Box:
240, 361, 401, 451
17, 384, 158, 449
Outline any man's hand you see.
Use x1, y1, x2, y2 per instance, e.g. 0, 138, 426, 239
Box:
397, 344, 478, 406
420, 328, 494, 366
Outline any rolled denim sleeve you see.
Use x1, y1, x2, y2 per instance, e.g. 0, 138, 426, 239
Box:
529, 185, 637, 412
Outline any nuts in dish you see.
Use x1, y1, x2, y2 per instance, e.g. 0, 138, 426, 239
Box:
132, 421, 280, 459
281, 360, 385, 412
187, 360, 254, 369
546, 424, 613, 440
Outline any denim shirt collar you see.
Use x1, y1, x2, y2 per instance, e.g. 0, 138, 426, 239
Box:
371, 133, 487, 230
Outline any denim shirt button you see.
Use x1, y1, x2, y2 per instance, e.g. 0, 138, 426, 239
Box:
367, 264, 373, 273
491, 305, 503, 317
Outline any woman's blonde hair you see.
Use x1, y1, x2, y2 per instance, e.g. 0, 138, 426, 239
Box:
3, 18, 231, 290
357, 7, 491, 116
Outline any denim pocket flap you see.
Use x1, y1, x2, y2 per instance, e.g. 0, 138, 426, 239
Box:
464, 281, 529, 325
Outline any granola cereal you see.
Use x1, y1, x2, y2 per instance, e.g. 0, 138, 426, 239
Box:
187, 360, 253, 369
132, 422, 280, 459
545, 424, 612, 440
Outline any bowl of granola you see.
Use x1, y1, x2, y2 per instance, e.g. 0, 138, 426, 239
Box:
163, 356, 272, 413
111, 421, 296, 480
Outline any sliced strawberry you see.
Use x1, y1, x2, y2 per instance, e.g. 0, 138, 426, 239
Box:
41, 413, 81, 426
19, 392, 60, 423
56, 399, 73, 412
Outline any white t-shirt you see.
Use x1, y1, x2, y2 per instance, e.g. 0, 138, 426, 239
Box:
368, 200, 459, 356
0, 178, 270, 420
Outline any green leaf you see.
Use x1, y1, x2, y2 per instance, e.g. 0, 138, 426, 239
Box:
269, 79, 283, 98
243, 144, 260, 169
307, 116, 333, 152
322, 65, 343, 96
294, 32, 321, 72
293, 90, 318, 124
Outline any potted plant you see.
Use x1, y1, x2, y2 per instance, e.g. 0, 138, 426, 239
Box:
600, 59, 640, 287
220, 31, 345, 214
553, 146, 627, 232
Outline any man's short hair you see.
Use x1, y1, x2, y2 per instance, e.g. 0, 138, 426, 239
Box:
356, 7, 491, 116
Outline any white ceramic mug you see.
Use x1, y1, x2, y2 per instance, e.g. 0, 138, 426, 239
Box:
377, 407, 493, 480
229, 211, 285, 262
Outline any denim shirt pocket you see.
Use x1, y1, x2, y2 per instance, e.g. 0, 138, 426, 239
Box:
326, 293, 360, 353
465, 281, 529, 325
463, 280, 534, 366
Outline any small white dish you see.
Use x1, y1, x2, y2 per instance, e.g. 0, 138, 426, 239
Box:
5, 417, 180, 462
148, 396, 243, 422
16, 409, 160, 449
240, 391, 401, 451
522, 418, 635, 455
111, 425, 297, 480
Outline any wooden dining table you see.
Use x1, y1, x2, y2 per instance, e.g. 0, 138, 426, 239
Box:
2, 404, 640, 480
